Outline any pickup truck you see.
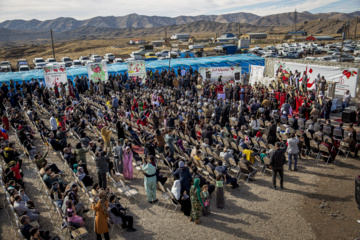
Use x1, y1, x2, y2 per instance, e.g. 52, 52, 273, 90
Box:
0, 61, 12, 72
103, 53, 115, 62
17, 59, 28, 69
33, 58, 46, 67
61, 57, 73, 67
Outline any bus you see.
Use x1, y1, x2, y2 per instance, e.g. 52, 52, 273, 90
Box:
170, 34, 190, 40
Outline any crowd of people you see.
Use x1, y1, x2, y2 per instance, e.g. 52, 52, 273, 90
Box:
0, 64, 359, 239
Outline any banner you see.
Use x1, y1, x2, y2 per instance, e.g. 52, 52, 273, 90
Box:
198, 66, 242, 84
43, 64, 67, 87
87, 62, 108, 82
274, 61, 358, 97
249, 65, 265, 85
127, 60, 146, 82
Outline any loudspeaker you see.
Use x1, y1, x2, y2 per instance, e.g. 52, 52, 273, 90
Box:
235, 72, 240, 80
355, 176, 360, 209
342, 110, 356, 123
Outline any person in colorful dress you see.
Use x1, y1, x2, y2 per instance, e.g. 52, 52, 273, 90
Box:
189, 178, 203, 224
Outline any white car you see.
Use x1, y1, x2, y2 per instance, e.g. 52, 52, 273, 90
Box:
113, 58, 123, 63
46, 58, 59, 65
90, 54, 102, 62
155, 50, 170, 57
125, 58, 136, 62
71, 60, 82, 67
354, 56, 360, 63
129, 51, 143, 60
304, 57, 318, 61
318, 56, 337, 62
79, 56, 91, 65
101, 59, 110, 64
34, 66, 43, 70
19, 65, 30, 72
33, 58, 46, 67
103, 53, 115, 62
61, 57, 72, 67
0, 61, 11, 72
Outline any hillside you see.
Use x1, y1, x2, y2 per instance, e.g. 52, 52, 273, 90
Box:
1, 11, 359, 32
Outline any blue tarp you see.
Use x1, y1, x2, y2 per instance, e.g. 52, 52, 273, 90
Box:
0, 54, 264, 84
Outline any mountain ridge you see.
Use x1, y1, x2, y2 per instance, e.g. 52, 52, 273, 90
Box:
1, 11, 359, 32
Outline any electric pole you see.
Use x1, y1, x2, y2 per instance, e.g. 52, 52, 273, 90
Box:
238, 23, 241, 37
354, 17, 358, 41
50, 28, 55, 59
294, 9, 297, 42
339, 22, 349, 62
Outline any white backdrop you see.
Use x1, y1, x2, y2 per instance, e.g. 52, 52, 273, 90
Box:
87, 62, 109, 82
249, 65, 265, 86
43, 64, 67, 88
198, 66, 242, 84
273, 61, 358, 96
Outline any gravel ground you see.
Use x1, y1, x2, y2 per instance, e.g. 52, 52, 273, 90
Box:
1, 111, 359, 240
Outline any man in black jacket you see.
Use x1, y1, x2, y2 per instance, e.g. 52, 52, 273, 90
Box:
108, 195, 136, 232
267, 120, 277, 145
269, 141, 287, 190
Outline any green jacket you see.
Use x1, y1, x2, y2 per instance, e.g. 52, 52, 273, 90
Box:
75, 148, 89, 164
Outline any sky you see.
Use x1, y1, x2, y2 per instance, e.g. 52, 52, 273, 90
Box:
0, 0, 359, 22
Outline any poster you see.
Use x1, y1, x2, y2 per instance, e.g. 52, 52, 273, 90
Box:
249, 65, 265, 85
87, 62, 108, 82
274, 61, 358, 97
43, 64, 67, 87
198, 66, 242, 84
127, 60, 146, 82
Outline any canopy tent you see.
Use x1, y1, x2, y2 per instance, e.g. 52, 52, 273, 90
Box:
0, 54, 264, 84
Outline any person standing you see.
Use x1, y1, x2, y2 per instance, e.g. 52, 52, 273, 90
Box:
216, 175, 225, 209
302, 71, 308, 93
95, 149, 110, 189
101, 126, 112, 152
112, 139, 124, 174
287, 134, 299, 171
122, 147, 134, 180
50, 114, 57, 135
342, 90, 351, 111
91, 190, 110, 240
142, 156, 157, 203
269, 141, 287, 190
189, 178, 204, 224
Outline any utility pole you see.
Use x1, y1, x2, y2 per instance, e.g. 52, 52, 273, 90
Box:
238, 23, 241, 37
339, 22, 349, 62
165, 28, 167, 39
294, 9, 297, 42
354, 17, 358, 41
50, 28, 55, 59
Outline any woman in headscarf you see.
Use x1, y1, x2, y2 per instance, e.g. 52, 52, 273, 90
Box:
76, 166, 93, 187
122, 146, 133, 180
171, 180, 191, 216
91, 190, 109, 240
189, 178, 203, 224
142, 155, 157, 204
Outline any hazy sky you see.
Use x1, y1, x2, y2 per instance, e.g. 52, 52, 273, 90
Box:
0, 0, 359, 22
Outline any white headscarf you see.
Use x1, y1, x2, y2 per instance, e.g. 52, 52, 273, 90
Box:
171, 180, 181, 200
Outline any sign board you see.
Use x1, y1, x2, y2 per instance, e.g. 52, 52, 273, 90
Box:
127, 60, 146, 82
43, 64, 67, 88
87, 62, 108, 82
198, 66, 242, 84
249, 65, 265, 85
274, 61, 358, 97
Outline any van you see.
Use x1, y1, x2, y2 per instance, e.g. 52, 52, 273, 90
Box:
354, 46, 360, 56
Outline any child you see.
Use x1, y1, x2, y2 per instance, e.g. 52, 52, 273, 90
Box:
216, 175, 225, 209
201, 185, 210, 216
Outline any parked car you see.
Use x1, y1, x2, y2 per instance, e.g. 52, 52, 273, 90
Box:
61, 57, 73, 67
0, 61, 12, 72
90, 54, 102, 62
144, 52, 157, 59
79, 56, 91, 65
33, 58, 46, 67
125, 58, 136, 62
155, 50, 170, 57
113, 58, 123, 63
17, 59, 28, 69
46, 58, 59, 65
327, 48, 340, 55
262, 52, 277, 58
129, 51, 143, 60
19, 65, 30, 72
71, 60, 82, 67
103, 53, 115, 62
331, 52, 354, 62
318, 56, 337, 62
34, 66, 43, 70
101, 59, 110, 64
304, 57, 318, 61
354, 56, 360, 63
